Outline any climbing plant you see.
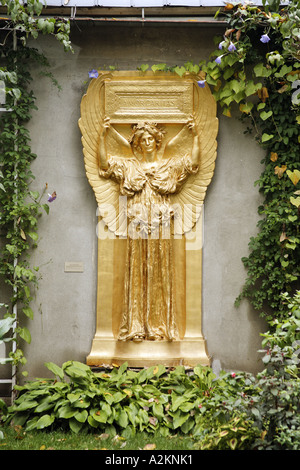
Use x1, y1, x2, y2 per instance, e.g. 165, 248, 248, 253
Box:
138, 0, 300, 323
0, 0, 72, 373
201, 0, 300, 321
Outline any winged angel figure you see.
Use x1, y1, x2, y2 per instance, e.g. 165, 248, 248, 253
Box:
79, 73, 218, 343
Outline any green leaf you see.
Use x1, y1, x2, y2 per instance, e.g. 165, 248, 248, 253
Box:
45, 362, 65, 380
138, 408, 149, 425
245, 80, 260, 96
257, 102, 266, 110
36, 414, 55, 429
43, 204, 49, 214
111, 391, 126, 403
118, 361, 128, 375
63, 361, 90, 378
172, 410, 189, 429
29, 190, 39, 200
275, 65, 293, 77
12, 88, 21, 100
179, 402, 195, 413
74, 409, 88, 423
18, 326, 31, 343
260, 110, 273, 120
28, 231, 38, 242
174, 66, 186, 77
171, 394, 188, 412
67, 392, 81, 403
239, 102, 253, 114
58, 404, 76, 419
281, 260, 289, 268
69, 418, 83, 433
263, 354, 271, 363
118, 409, 128, 428
137, 368, 148, 383
35, 398, 55, 413
151, 63, 167, 72
87, 415, 98, 428
253, 63, 272, 78
22, 307, 34, 319
15, 400, 38, 411
181, 417, 194, 434
223, 67, 235, 80
0, 317, 14, 339
261, 133, 274, 142
93, 409, 108, 423
153, 402, 164, 419
290, 196, 300, 208
25, 416, 39, 431
138, 64, 149, 72
74, 397, 91, 408
24, 286, 31, 299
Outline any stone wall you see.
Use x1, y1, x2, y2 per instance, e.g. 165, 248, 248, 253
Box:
2, 21, 267, 384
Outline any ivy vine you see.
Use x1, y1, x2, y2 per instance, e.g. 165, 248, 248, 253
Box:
0, 0, 72, 375
202, 0, 300, 321
136, 0, 300, 323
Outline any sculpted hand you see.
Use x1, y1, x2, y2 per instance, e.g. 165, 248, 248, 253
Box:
100, 116, 111, 137
186, 115, 197, 136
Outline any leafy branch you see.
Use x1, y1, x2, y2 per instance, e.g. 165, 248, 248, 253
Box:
0, 0, 72, 376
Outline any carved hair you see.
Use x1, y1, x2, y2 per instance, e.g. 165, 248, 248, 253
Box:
129, 122, 166, 153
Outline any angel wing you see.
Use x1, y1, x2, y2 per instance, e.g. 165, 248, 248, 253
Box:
165, 75, 219, 235
78, 72, 129, 237
79, 72, 218, 237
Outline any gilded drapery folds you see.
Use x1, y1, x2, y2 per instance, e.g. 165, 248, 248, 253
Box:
79, 71, 218, 367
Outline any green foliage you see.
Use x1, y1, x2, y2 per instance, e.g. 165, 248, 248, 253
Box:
4, 362, 219, 437
244, 344, 300, 450
0, 1, 72, 374
2, 0, 72, 52
261, 290, 300, 350
3, 347, 298, 449
201, 1, 300, 321
195, 414, 260, 450
3, 293, 300, 450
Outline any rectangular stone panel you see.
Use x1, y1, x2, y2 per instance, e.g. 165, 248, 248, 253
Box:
105, 79, 194, 123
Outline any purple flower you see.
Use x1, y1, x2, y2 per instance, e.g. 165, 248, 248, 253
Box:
48, 191, 57, 203
218, 41, 225, 50
197, 80, 206, 88
215, 56, 222, 64
260, 34, 270, 44
228, 42, 236, 52
88, 69, 99, 79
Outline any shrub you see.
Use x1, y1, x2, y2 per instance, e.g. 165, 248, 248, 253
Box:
3, 362, 219, 437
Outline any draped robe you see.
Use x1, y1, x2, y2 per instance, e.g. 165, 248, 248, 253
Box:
99, 154, 198, 341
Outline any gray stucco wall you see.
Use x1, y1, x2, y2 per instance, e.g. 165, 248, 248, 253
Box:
2, 21, 267, 383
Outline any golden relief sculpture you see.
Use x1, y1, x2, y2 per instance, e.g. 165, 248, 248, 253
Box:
79, 71, 218, 367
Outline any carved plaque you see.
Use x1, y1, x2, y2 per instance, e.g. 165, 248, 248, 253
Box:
105, 79, 194, 123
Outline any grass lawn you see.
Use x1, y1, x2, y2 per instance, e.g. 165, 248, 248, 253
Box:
0, 425, 196, 451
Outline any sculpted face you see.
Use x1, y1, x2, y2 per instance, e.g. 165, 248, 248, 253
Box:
139, 131, 157, 155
